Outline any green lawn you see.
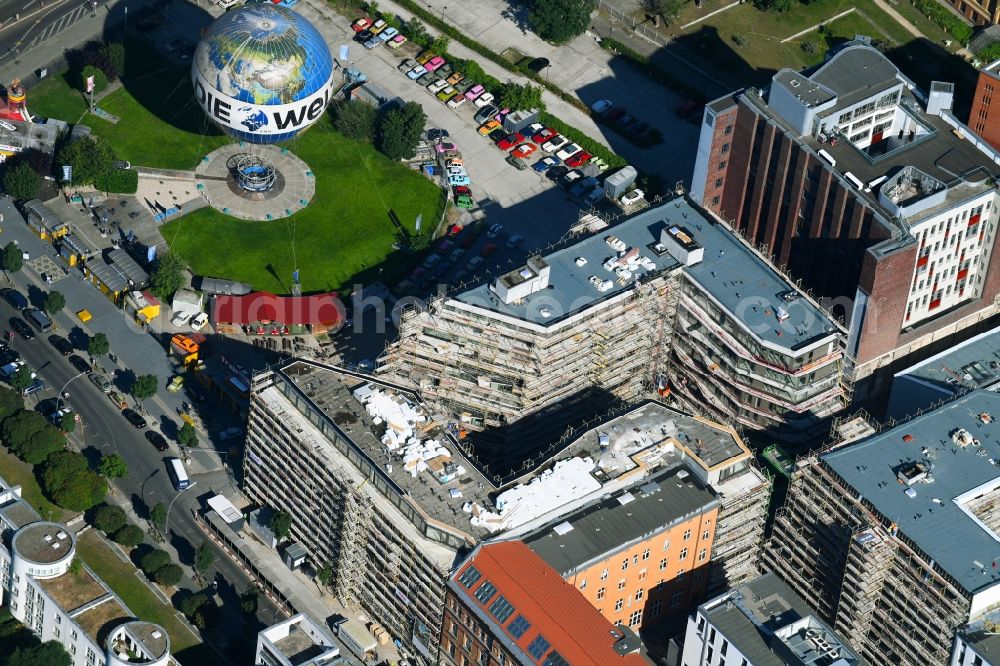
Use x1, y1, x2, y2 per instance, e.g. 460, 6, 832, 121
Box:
0, 448, 72, 523
76, 531, 209, 660
162, 121, 445, 294
27, 72, 91, 123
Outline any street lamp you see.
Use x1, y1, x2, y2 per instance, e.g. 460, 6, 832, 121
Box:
56, 371, 89, 413
440, 4, 446, 21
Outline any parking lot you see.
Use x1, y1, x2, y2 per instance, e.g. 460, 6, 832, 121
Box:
299, 2, 618, 292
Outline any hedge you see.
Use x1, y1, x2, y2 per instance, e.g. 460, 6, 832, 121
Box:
908, 0, 973, 45
94, 168, 138, 194
539, 112, 627, 170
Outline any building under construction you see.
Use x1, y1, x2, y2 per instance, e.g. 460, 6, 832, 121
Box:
380, 196, 847, 444
765, 389, 1000, 665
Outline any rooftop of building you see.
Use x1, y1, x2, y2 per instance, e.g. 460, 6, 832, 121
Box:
886, 325, 1000, 419
958, 604, 1000, 660
523, 465, 717, 575
73, 597, 131, 647
449, 541, 648, 666
701, 572, 860, 666
810, 44, 901, 117
13, 521, 74, 564
454, 198, 838, 351
262, 614, 338, 665
0, 482, 40, 532
112, 621, 170, 660
823, 389, 1000, 595
36, 565, 108, 612
272, 360, 497, 540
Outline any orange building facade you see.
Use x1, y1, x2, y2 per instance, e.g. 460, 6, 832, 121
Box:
524, 466, 719, 632
969, 60, 1000, 152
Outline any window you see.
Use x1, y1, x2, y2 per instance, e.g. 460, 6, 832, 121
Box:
679, 548, 688, 561
628, 610, 642, 627
527, 635, 551, 660
508, 615, 531, 639
632, 554, 638, 565
489, 595, 515, 623
659, 558, 668, 570
618, 580, 626, 590
474, 581, 497, 604
600, 569, 608, 580
714, 178, 723, 188
717, 161, 727, 170
677, 569, 686, 581
579, 579, 587, 590
635, 589, 644, 601
683, 529, 691, 541
702, 529, 710, 540
638, 569, 647, 581
621, 559, 629, 571
597, 587, 606, 600
670, 590, 684, 607
641, 548, 650, 560
720, 143, 730, 154
459, 566, 482, 588
543, 652, 570, 666
698, 548, 708, 562
650, 599, 663, 617
615, 599, 624, 612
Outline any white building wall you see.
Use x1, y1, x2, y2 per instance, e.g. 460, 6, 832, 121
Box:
951, 634, 995, 666
680, 611, 752, 666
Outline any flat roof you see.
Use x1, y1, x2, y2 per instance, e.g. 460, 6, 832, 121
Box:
774, 70, 834, 108
117, 621, 169, 659
13, 521, 74, 564
273, 624, 328, 663
703, 573, 859, 666
886, 325, 1000, 419
275, 360, 496, 539
37, 565, 108, 613
73, 597, 130, 646
107, 248, 149, 286
810, 44, 900, 115
454, 197, 837, 351
523, 466, 717, 575
823, 390, 1000, 594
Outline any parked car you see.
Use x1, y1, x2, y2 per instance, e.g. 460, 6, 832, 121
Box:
465, 84, 486, 102
146, 430, 169, 452
496, 132, 524, 150
378, 27, 398, 42
621, 189, 644, 206
488, 128, 507, 143
676, 99, 701, 119
446, 94, 466, 109
591, 99, 613, 114
505, 234, 524, 249
436, 63, 454, 79
523, 122, 544, 138
399, 58, 418, 72
478, 120, 501, 136
480, 243, 498, 257
616, 113, 637, 128
449, 247, 466, 262
89, 373, 112, 393
556, 143, 583, 161
417, 72, 439, 86
427, 128, 450, 140
467, 256, 484, 270
459, 232, 479, 248
10, 317, 33, 340
363, 36, 381, 49
474, 104, 498, 124
454, 79, 474, 94
453, 185, 472, 197
486, 223, 504, 239
533, 156, 560, 172
68, 355, 91, 374
422, 254, 442, 269
407, 65, 427, 80
626, 121, 650, 136
368, 19, 387, 34
434, 141, 457, 153
352, 17, 373, 31
22, 379, 44, 396
560, 170, 583, 189
447, 224, 464, 238
1, 289, 27, 309
506, 156, 528, 170
582, 187, 605, 207
473, 92, 495, 108
0, 350, 19, 365
532, 127, 557, 144
446, 166, 468, 178
542, 135, 569, 153
387, 34, 407, 49
425, 56, 446, 71
527, 57, 549, 73
565, 151, 592, 168
510, 143, 537, 159
604, 106, 627, 122
437, 238, 455, 252
436, 86, 456, 102
449, 174, 471, 186
446, 72, 464, 85
427, 79, 449, 93
122, 408, 147, 429
416, 50, 437, 64
570, 176, 599, 198
546, 165, 569, 181
48, 335, 73, 356
455, 195, 474, 209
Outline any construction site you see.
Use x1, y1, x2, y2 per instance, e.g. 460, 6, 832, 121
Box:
764, 389, 1000, 665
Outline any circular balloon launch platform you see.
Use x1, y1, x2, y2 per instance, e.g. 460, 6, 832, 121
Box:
195, 144, 315, 221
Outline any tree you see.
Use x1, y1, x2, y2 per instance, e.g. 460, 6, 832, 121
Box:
92, 504, 126, 534
270, 510, 292, 541
130, 374, 158, 406
0, 386, 23, 422
2, 163, 40, 202
239, 587, 260, 615
497, 82, 544, 112
315, 564, 334, 588
430, 34, 450, 55
99, 41, 126, 79
151, 502, 167, 532
9, 642, 72, 666
99, 453, 128, 479
177, 421, 199, 448
2, 242, 23, 273
2, 410, 49, 461
139, 549, 171, 576
112, 524, 144, 547
149, 251, 186, 299
641, 0, 682, 24
43, 291, 65, 315
87, 332, 109, 357
22, 426, 65, 465
405, 18, 431, 47
57, 411, 76, 433
41, 451, 107, 511
180, 593, 208, 619
57, 136, 115, 187
376, 102, 426, 160
9, 366, 33, 394
332, 100, 378, 142
194, 541, 215, 574
527, 0, 595, 44
153, 564, 183, 587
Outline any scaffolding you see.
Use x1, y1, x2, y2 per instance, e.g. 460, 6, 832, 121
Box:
333, 469, 375, 607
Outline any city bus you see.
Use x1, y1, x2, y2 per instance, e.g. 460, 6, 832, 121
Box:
167, 458, 190, 491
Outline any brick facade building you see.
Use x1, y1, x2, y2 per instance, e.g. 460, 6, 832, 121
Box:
970, 60, 1000, 152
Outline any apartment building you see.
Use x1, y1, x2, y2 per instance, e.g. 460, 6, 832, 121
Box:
680, 572, 860, 666
690, 42, 1000, 401
765, 389, 1000, 665
970, 60, 1000, 152
382, 196, 846, 444
952, 626, 1000, 665
946, 0, 999, 25
443, 541, 648, 666
0, 478, 178, 666
255, 613, 342, 666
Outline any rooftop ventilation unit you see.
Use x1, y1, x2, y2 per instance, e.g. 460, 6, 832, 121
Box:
553, 521, 574, 535
616, 492, 635, 506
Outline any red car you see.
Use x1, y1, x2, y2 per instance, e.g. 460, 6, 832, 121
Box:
532, 127, 557, 144
447, 224, 463, 238
565, 151, 592, 168
480, 243, 497, 257
460, 233, 479, 249
352, 17, 373, 32
511, 143, 537, 159
452, 185, 472, 197
496, 132, 524, 150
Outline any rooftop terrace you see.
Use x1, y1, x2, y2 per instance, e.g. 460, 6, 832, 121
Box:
13, 521, 74, 565
73, 597, 131, 647
454, 198, 838, 352
824, 390, 1000, 595
275, 361, 497, 541
113, 621, 170, 661
37, 565, 107, 613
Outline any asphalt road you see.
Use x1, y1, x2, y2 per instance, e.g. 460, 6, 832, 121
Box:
0, 290, 281, 659
0, 0, 97, 63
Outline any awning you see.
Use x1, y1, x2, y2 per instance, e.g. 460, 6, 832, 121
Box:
212, 291, 343, 327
